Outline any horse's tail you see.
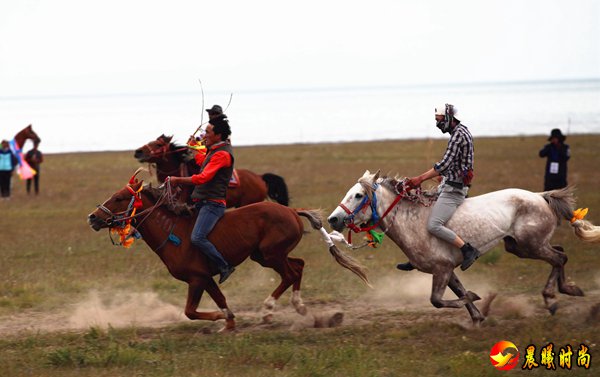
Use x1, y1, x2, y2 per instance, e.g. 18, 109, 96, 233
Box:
296, 209, 323, 230
541, 186, 576, 221
296, 209, 371, 287
542, 186, 600, 243
262, 173, 289, 206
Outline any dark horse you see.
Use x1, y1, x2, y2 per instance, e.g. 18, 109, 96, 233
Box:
87, 171, 367, 331
13, 124, 41, 148
133, 135, 289, 208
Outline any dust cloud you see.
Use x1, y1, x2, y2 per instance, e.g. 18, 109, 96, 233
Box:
68, 290, 187, 329
361, 272, 538, 319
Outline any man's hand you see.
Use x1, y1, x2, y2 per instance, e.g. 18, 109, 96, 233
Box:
407, 176, 423, 188
167, 176, 177, 186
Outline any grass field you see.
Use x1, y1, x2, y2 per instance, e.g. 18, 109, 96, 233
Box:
1, 135, 599, 376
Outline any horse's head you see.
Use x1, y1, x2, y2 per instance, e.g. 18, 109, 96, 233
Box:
25, 125, 41, 145
327, 170, 380, 232
134, 134, 173, 163
87, 170, 145, 231
15, 124, 41, 147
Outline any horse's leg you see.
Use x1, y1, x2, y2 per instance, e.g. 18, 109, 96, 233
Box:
503, 236, 581, 315
430, 268, 480, 310
288, 257, 307, 315
204, 278, 236, 332
251, 252, 306, 321
447, 272, 485, 326
184, 279, 229, 324
551, 245, 585, 297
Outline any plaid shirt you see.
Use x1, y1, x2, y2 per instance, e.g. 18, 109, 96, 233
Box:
433, 123, 474, 183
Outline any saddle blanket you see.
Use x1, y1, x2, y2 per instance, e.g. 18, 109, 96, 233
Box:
228, 169, 240, 188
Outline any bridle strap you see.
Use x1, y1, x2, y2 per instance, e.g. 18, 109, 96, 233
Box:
342, 185, 405, 234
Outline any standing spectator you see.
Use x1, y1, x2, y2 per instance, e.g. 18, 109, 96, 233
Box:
25, 144, 43, 195
539, 128, 570, 191
0, 140, 18, 200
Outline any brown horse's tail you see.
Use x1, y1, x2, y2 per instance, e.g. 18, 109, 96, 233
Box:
296, 209, 371, 287
542, 186, 600, 243
296, 209, 323, 230
263, 173, 289, 206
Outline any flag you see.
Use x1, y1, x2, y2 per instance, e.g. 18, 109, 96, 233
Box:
8, 139, 37, 180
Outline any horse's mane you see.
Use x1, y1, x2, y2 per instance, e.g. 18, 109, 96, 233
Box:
375, 175, 441, 202
169, 142, 193, 164
143, 185, 163, 202
142, 184, 195, 216
379, 176, 404, 194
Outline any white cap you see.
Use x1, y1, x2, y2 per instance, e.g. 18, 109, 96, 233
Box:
435, 104, 456, 116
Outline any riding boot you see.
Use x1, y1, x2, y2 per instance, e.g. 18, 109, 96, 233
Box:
396, 262, 415, 271
219, 265, 236, 284
460, 243, 480, 271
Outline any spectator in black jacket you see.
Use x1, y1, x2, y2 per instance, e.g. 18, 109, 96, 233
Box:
539, 129, 570, 191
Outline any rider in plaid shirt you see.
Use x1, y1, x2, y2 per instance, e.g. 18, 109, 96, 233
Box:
397, 104, 480, 272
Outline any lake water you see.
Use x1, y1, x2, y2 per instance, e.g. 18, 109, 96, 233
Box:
1, 79, 599, 154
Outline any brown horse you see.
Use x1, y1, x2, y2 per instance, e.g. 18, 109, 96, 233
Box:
13, 124, 41, 148
133, 135, 289, 208
87, 173, 366, 331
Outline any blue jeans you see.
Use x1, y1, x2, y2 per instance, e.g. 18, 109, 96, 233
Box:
191, 201, 229, 271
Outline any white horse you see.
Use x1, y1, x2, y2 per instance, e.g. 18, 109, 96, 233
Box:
327, 170, 600, 325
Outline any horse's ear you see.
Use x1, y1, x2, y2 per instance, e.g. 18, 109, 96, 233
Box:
373, 169, 380, 181
129, 167, 146, 184
362, 170, 371, 178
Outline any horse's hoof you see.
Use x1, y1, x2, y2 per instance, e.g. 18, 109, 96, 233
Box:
548, 302, 559, 316
559, 284, 584, 297
466, 291, 481, 302
218, 319, 236, 333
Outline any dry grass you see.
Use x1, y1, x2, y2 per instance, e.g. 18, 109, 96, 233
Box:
1, 135, 600, 376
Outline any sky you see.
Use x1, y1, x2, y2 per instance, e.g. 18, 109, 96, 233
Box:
0, 0, 598, 98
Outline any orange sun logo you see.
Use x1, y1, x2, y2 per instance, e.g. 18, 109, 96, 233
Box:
490, 340, 520, 370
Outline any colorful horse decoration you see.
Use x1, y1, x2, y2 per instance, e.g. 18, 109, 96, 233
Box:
327, 170, 600, 325
134, 135, 290, 208
87, 170, 367, 331
8, 125, 41, 180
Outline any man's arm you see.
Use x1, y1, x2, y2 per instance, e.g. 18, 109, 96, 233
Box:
169, 151, 231, 185
408, 167, 439, 187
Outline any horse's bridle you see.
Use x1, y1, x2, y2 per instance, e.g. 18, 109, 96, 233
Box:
338, 181, 406, 235
144, 139, 188, 160
338, 184, 380, 233
96, 185, 144, 228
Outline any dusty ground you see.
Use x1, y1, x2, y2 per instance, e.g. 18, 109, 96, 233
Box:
2, 271, 599, 338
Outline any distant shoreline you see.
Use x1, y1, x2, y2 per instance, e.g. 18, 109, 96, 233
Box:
44, 133, 600, 156
1, 77, 599, 101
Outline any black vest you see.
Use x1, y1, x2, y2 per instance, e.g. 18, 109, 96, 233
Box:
191, 142, 234, 201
